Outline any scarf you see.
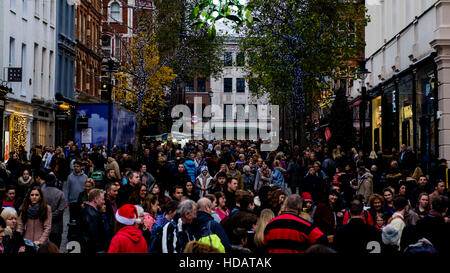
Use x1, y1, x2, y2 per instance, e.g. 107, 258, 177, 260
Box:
27, 203, 41, 220
18, 176, 32, 187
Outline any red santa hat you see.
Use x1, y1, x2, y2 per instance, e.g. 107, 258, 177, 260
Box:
301, 192, 313, 202
115, 204, 139, 226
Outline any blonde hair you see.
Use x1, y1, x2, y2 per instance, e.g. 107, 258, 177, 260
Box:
274, 160, 282, 168
369, 151, 378, 159
254, 209, 275, 247
1, 207, 18, 235
411, 167, 424, 181
183, 241, 222, 253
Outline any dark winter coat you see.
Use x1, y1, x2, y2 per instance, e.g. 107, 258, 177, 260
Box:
333, 218, 381, 254
193, 211, 231, 252
79, 205, 107, 253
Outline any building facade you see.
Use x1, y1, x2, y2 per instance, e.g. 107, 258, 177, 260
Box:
351, 0, 450, 170
75, 0, 102, 103
2, 0, 57, 158
55, 0, 77, 147
209, 38, 272, 140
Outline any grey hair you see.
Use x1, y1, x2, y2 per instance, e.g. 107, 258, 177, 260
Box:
242, 165, 251, 172
285, 194, 303, 211
127, 171, 140, 181
177, 199, 197, 216
197, 198, 212, 211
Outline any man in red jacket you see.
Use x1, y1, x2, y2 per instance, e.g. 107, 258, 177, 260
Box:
108, 204, 148, 253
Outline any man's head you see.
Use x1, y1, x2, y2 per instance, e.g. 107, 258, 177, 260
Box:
243, 165, 251, 175
197, 198, 212, 214
5, 186, 16, 201
127, 171, 141, 187
140, 164, 147, 173
73, 161, 83, 174
216, 172, 227, 185
434, 180, 446, 195
172, 185, 184, 201
178, 199, 197, 224
34, 169, 47, 185
393, 196, 408, 213
229, 162, 236, 170
106, 182, 119, 199
349, 199, 364, 217
88, 189, 105, 209
430, 195, 449, 216
439, 158, 447, 167
227, 177, 239, 192
178, 164, 186, 173
418, 175, 428, 187
284, 194, 303, 214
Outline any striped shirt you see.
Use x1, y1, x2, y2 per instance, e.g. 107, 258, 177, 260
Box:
263, 212, 327, 253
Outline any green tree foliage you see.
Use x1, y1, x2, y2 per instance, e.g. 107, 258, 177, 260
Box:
238, 0, 369, 145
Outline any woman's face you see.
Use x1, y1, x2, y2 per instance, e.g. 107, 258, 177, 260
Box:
219, 196, 226, 208
151, 184, 160, 194
372, 199, 383, 210
399, 185, 406, 196
186, 182, 193, 193
211, 199, 217, 210
151, 201, 159, 214
419, 195, 429, 208
305, 201, 313, 209
6, 215, 17, 230
383, 191, 393, 202
139, 186, 147, 199
328, 194, 338, 204
23, 170, 30, 180
30, 190, 41, 205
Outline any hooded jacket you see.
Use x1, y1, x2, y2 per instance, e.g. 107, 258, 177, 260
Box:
107, 225, 148, 253
184, 160, 197, 183
65, 171, 88, 204
193, 210, 231, 252
106, 157, 121, 180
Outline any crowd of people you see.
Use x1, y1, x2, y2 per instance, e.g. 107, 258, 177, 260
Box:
0, 139, 448, 254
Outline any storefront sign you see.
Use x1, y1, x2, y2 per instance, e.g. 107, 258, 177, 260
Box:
81, 128, 92, 144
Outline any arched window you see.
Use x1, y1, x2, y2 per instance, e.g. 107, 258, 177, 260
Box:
110, 2, 121, 22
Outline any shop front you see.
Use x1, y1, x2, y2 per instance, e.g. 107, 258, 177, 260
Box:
368, 56, 438, 171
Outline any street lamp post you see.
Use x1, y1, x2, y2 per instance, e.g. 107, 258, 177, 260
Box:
356, 61, 371, 154
104, 58, 117, 157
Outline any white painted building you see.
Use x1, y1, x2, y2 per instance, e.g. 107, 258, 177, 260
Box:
209, 37, 273, 140
350, 0, 450, 168
2, 0, 56, 156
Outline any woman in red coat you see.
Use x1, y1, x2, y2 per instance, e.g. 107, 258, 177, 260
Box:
108, 204, 147, 253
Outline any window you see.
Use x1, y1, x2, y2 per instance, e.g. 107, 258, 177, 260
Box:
236, 78, 245, 92
197, 77, 206, 92
43, 0, 48, 21
9, 37, 15, 66
224, 104, 233, 120
49, 50, 54, 98
236, 52, 245, 66
21, 44, 26, 94
224, 78, 232, 92
22, 0, 28, 19
114, 37, 120, 58
236, 104, 246, 120
185, 79, 194, 92
41, 47, 47, 98
10, 0, 16, 12
224, 52, 232, 66
33, 43, 38, 96
110, 2, 121, 22
50, 0, 55, 24
34, 0, 40, 17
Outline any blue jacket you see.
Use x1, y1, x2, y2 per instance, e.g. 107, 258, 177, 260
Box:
193, 211, 231, 252
272, 168, 285, 191
184, 160, 197, 184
